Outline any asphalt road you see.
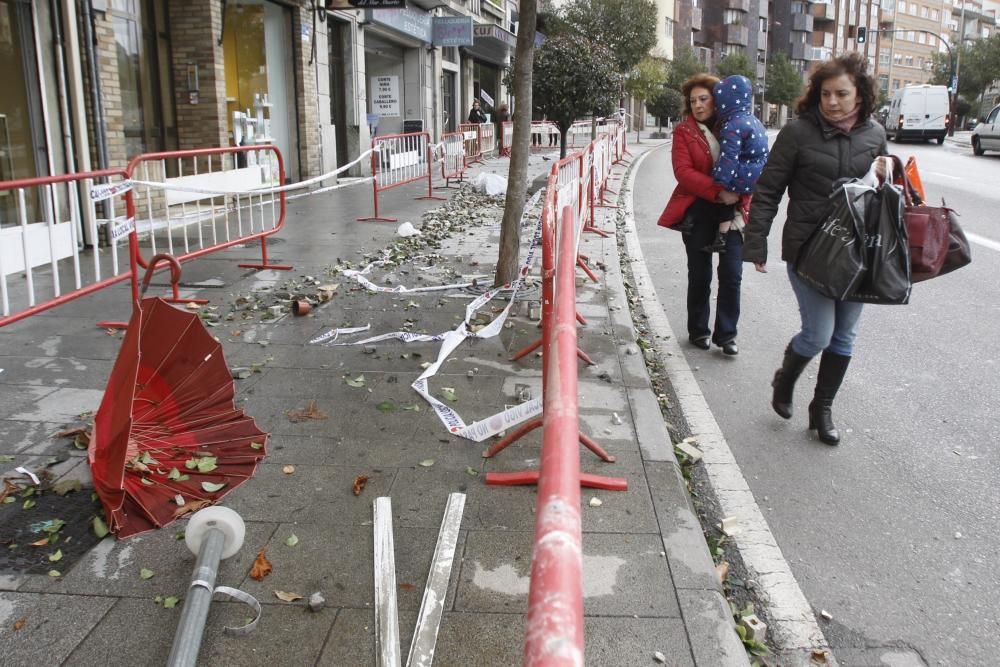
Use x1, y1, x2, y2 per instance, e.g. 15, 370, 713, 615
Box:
632, 131, 1000, 666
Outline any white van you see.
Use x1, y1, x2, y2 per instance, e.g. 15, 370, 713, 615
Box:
885, 85, 951, 144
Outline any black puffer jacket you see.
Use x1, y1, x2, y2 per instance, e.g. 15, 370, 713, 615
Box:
744, 108, 887, 264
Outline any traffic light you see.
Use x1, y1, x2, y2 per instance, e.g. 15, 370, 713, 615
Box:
857, 27, 867, 43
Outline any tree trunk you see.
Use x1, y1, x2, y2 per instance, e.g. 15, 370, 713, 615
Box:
560, 127, 568, 159
494, 0, 538, 287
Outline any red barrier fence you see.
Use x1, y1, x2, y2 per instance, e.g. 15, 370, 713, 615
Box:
439, 132, 467, 187
359, 131, 443, 222
0, 168, 137, 328
126, 144, 288, 271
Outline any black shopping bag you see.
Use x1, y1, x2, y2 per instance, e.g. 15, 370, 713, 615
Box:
795, 181, 869, 300
847, 182, 912, 304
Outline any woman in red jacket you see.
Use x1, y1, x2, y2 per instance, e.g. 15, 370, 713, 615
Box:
657, 74, 743, 355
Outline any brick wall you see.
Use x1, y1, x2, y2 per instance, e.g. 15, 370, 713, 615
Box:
93, 12, 126, 169
168, 0, 229, 150
292, 4, 322, 179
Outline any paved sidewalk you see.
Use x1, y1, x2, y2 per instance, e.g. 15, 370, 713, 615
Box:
0, 142, 747, 666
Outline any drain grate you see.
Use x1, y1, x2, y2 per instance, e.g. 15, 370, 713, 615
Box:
0, 488, 103, 575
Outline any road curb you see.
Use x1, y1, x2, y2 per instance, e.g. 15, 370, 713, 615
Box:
617, 143, 839, 667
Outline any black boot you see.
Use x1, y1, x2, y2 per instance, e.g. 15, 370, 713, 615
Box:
701, 231, 727, 254
771, 343, 812, 419
808, 351, 851, 445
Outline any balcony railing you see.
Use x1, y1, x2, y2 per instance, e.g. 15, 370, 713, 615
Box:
723, 23, 750, 46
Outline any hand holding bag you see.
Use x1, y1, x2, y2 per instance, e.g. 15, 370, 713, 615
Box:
889, 155, 971, 282
846, 178, 912, 305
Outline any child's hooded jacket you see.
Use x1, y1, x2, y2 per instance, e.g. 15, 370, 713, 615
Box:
711, 75, 769, 194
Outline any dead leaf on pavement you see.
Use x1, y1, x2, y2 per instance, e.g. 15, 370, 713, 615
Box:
274, 590, 303, 602
173, 499, 213, 519
715, 562, 729, 586
13, 618, 26, 632
352, 475, 369, 496
250, 548, 273, 581
55, 427, 89, 439
282, 465, 295, 475
29, 538, 49, 547
286, 400, 327, 422
399, 582, 415, 591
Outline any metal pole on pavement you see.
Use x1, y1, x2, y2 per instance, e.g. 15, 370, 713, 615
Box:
167, 528, 226, 667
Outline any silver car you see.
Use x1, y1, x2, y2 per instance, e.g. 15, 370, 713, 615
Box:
972, 104, 1000, 156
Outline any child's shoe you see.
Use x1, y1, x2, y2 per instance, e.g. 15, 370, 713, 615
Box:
702, 232, 727, 254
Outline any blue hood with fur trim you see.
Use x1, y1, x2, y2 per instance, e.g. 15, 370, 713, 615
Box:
711, 75, 769, 194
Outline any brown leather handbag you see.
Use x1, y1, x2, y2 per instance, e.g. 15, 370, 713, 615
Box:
891, 155, 971, 283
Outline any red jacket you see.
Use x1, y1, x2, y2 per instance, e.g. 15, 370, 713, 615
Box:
655, 117, 750, 231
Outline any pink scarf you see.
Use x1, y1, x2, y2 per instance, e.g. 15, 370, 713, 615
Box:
820, 104, 862, 134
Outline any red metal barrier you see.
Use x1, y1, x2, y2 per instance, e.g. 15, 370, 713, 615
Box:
439, 132, 467, 187
126, 144, 289, 271
359, 132, 443, 222
0, 168, 138, 329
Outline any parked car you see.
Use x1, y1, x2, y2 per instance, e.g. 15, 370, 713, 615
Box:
972, 104, 1000, 156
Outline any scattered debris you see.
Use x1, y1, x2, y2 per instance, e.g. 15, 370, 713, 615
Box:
285, 534, 299, 547
419, 459, 435, 468
249, 548, 273, 581
173, 499, 212, 519
819, 609, 833, 621
282, 465, 296, 475
352, 475, 369, 496
286, 401, 328, 422
140, 568, 155, 580
308, 591, 326, 612
14, 618, 26, 632
720, 516, 741, 537
653, 651, 666, 664
589, 497, 603, 507
675, 439, 703, 464
274, 590, 302, 602
715, 561, 729, 586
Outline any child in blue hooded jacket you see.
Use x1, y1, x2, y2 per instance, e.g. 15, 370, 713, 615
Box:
704, 75, 769, 253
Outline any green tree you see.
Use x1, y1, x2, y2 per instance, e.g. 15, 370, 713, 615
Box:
764, 52, 803, 109
561, 0, 657, 75
716, 54, 755, 80
625, 56, 668, 119
667, 44, 705, 92
647, 87, 683, 132
532, 33, 620, 158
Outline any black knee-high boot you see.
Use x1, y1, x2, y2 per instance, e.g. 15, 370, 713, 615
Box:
808, 351, 851, 445
771, 342, 812, 419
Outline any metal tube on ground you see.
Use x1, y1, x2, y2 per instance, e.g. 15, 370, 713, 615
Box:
166, 528, 226, 667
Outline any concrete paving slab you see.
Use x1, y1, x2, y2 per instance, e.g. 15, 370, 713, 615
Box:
317, 607, 420, 666
221, 463, 395, 525
676, 588, 751, 667
0, 592, 116, 666
456, 529, 681, 617
0, 420, 67, 455
586, 615, 694, 667
7, 388, 104, 423
0, 356, 115, 389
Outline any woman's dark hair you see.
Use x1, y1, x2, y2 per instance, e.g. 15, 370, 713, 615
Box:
682, 74, 721, 117
795, 52, 877, 120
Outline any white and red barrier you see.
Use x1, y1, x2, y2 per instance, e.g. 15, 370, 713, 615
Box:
500, 121, 513, 156
0, 168, 138, 328
457, 123, 484, 166
359, 131, 443, 222
439, 132, 467, 187
127, 145, 288, 271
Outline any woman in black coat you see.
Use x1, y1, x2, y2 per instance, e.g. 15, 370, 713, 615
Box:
743, 53, 889, 446
468, 100, 487, 124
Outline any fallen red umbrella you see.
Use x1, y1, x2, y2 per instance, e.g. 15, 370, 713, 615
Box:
90, 295, 268, 538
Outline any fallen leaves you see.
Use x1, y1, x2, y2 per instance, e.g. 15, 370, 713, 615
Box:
13, 618, 26, 632
52, 479, 81, 496
200, 481, 227, 493
376, 400, 396, 413
285, 534, 299, 547
184, 455, 218, 474
440, 387, 458, 402
249, 548, 273, 581
286, 400, 328, 422
344, 375, 366, 388
352, 475, 369, 496
29, 538, 49, 547
167, 467, 190, 482
140, 568, 156, 580
173, 499, 212, 519
274, 590, 303, 602
418, 459, 435, 468
48, 549, 63, 562
92, 515, 110, 538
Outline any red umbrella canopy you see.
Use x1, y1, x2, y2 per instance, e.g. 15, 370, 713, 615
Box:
90, 297, 268, 538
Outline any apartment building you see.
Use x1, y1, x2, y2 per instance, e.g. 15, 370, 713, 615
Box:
767, 1, 880, 78
879, 0, 951, 95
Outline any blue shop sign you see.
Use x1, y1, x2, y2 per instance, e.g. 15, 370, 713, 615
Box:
432, 16, 473, 47
370, 7, 432, 43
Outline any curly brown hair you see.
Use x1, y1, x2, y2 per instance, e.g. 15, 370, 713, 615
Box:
795, 52, 877, 120
682, 74, 721, 118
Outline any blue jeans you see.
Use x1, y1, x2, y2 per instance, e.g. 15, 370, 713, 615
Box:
786, 264, 865, 357
682, 221, 743, 345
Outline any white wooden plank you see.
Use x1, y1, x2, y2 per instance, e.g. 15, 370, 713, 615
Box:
374, 497, 401, 667
406, 493, 466, 667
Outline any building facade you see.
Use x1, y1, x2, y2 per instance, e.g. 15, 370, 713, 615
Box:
0, 0, 523, 199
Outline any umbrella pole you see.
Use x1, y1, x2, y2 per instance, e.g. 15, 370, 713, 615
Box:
167, 527, 226, 667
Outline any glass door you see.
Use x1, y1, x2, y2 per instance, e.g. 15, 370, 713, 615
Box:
441, 71, 455, 133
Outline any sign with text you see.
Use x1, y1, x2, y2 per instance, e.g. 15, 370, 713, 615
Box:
473, 23, 516, 48
326, 0, 405, 9
432, 16, 473, 47
371, 76, 400, 117
371, 7, 432, 42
